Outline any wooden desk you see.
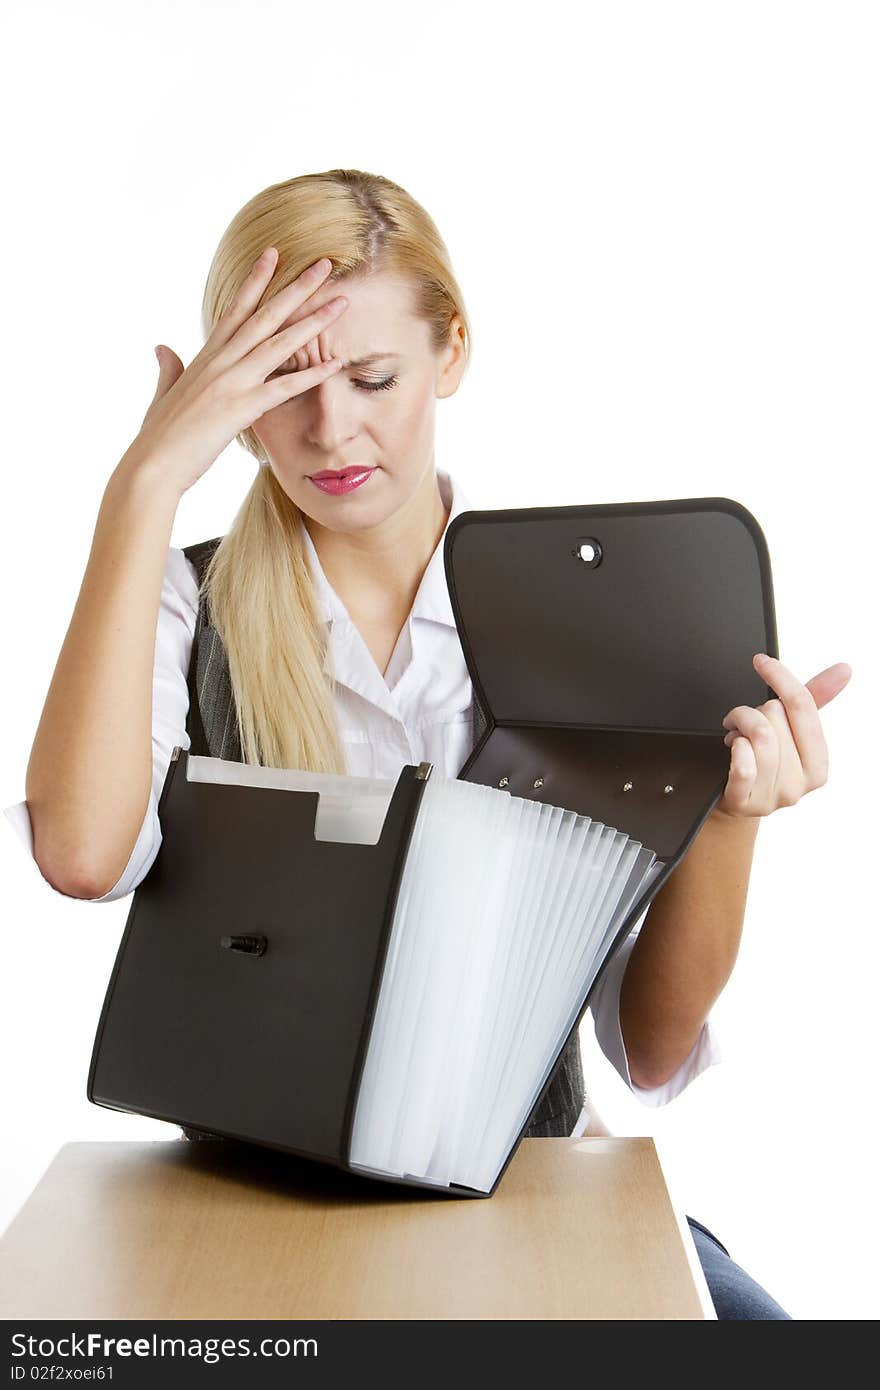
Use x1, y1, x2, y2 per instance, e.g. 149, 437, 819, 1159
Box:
0, 1137, 714, 1320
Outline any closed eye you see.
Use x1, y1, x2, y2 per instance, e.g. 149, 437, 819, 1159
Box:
355, 375, 398, 392
268, 369, 399, 393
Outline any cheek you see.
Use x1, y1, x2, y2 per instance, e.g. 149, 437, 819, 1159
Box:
384, 380, 435, 443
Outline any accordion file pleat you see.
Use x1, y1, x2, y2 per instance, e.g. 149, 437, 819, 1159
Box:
87, 496, 777, 1198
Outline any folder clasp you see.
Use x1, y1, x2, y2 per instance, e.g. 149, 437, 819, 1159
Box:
220, 934, 268, 956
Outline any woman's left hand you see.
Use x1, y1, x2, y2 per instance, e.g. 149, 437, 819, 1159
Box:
715, 654, 853, 821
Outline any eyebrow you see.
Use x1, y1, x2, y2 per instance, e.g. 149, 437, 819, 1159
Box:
342, 352, 401, 369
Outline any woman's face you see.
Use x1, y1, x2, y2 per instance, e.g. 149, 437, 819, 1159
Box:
251, 268, 466, 532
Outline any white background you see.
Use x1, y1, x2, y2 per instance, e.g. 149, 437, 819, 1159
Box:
1, 0, 877, 1321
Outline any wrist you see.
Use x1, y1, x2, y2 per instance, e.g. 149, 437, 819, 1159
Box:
706, 804, 761, 837
110, 444, 184, 509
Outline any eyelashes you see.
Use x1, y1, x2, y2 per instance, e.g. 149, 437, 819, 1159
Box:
268, 370, 399, 393
357, 375, 398, 393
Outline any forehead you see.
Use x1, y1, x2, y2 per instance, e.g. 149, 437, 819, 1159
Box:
274, 269, 430, 357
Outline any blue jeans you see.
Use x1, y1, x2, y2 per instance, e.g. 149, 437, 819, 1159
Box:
687, 1216, 792, 1319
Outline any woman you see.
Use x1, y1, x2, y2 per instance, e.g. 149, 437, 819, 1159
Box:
20, 169, 851, 1319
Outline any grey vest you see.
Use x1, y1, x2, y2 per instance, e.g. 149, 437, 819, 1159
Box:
179, 536, 586, 1143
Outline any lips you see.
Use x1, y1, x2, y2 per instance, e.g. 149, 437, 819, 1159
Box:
308, 467, 377, 497
309, 467, 374, 480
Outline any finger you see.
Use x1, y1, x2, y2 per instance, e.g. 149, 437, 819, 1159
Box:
306, 326, 334, 369
278, 330, 321, 374
719, 705, 779, 806
803, 661, 853, 710
262, 274, 343, 373
290, 320, 321, 372
750, 654, 828, 784
251, 298, 348, 379
758, 654, 851, 713
205, 246, 283, 353
295, 330, 321, 373
761, 696, 827, 790
722, 731, 759, 815
150, 344, 184, 399
259, 355, 345, 407
216, 256, 338, 368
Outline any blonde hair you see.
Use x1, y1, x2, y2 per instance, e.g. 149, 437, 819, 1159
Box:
197, 169, 472, 773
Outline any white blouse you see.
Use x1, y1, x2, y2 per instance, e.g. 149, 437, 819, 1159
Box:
3, 466, 721, 1121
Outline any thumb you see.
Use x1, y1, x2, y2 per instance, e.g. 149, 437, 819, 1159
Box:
151, 344, 185, 398
140, 344, 185, 430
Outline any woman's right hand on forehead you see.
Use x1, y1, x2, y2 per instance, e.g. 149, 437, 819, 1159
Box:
125, 248, 349, 497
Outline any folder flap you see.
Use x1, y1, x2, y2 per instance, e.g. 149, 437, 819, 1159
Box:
444, 497, 777, 732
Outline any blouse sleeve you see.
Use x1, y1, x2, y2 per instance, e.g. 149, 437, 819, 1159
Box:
2, 546, 200, 903
588, 905, 724, 1106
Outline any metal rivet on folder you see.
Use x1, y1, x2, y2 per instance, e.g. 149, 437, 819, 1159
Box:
664, 784, 675, 794
498, 775, 509, 787
622, 781, 633, 792
533, 777, 544, 788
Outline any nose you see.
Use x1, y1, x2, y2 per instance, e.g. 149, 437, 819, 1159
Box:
303, 376, 362, 453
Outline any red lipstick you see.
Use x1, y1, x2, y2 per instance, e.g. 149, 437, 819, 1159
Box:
308, 467, 377, 496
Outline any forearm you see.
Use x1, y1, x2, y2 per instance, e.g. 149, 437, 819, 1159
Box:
25, 448, 182, 897
619, 806, 760, 1088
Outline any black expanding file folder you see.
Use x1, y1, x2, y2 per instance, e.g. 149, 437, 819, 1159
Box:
87, 496, 777, 1197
